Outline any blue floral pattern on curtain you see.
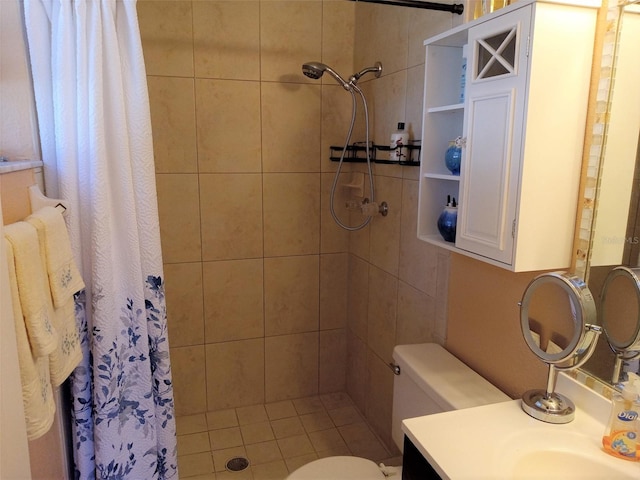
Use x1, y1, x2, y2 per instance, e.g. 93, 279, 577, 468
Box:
71, 278, 176, 479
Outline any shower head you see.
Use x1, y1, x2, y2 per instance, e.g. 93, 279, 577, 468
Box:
302, 62, 351, 90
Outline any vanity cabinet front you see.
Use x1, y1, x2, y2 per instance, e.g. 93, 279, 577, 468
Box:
417, 0, 598, 272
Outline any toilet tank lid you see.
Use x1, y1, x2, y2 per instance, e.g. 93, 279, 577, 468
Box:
392, 343, 510, 410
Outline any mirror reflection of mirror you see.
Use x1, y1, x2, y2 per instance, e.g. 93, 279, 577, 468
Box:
579, 0, 640, 389
600, 267, 640, 384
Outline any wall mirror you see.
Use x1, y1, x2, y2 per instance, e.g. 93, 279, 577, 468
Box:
579, 0, 640, 387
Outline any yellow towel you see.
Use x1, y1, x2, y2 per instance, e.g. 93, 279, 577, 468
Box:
27, 206, 85, 308
27, 213, 83, 386
4, 222, 58, 357
5, 239, 56, 440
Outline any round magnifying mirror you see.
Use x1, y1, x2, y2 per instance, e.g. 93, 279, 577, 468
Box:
519, 272, 600, 424
601, 266, 640, 353
520, 272, 597, 365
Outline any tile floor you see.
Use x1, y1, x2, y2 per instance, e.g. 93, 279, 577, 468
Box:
176, 392, 401, 479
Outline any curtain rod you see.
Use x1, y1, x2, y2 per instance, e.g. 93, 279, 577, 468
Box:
350, 0, 464, 15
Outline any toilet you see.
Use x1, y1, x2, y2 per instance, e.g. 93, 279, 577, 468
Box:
287, 343, 510, 479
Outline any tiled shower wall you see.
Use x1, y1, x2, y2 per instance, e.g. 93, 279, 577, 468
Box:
138, 0, 461, 452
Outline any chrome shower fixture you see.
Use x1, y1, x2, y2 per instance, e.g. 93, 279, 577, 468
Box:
302, 61, 383, 91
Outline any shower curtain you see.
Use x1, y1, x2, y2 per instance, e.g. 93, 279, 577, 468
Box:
23, 1, 177, 478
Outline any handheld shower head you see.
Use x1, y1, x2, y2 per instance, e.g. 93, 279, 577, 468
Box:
302, 62, 326, 80
302, 62, 351, 90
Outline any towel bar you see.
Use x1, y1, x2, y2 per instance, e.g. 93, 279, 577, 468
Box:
28, 185, 68, 216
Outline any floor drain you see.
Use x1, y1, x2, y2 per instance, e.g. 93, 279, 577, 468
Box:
226, 456, 250, 472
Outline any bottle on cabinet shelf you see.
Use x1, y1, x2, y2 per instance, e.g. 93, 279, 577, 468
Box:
437, 195, 457, 243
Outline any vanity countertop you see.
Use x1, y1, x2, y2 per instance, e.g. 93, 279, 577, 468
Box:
402, 374, 640, 479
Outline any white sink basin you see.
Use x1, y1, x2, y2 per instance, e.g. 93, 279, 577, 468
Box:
495, 430, 638, 479
402, 374, 640, 479
510, 450, 636, 479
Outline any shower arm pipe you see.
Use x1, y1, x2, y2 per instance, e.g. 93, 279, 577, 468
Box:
350, 0, 464, 15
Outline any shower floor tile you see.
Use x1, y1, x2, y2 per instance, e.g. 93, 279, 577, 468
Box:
176, 392, 400, 479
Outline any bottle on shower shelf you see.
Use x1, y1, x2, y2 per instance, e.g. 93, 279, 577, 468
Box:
389, 122, 409, 162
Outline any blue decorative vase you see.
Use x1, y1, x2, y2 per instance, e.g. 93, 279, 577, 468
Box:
437, 205, 457, 243
445, 139, 462, 175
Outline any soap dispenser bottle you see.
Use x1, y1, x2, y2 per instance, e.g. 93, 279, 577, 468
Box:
389, 122, 409, 162
602, 372, 640, 461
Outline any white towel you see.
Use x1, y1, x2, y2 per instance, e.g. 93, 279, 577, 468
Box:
4, 222, 58, 357
27, 213, 83, 386
5, 239, 56, 440
27, 206, 84, 308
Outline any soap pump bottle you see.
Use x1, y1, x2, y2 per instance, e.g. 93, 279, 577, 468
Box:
389, 122, 409, 162
437, 195, 457, 243
602, 372, 640, 461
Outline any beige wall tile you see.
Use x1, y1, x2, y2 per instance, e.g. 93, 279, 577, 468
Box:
193, 1, 260, 80
203, 259, 264, 343
405, 65, 425, 146
407, 9, 454, 68
367, 265, 398, 362
346, 331, 367, 418
265, 333, 319, 402
347, 254, 369, 341
435, 250, 450, 344
260, 1, 322, 83
171, 345, 207, 415
398, 179, 438, 295
148, 76, 197, 174
370, 71, 408, 151
165, 262, 204, 347
320, 86, 356, 173
396, 281, 436, 346
196, 79, 262, 173
264, 255, 319, 336
200, 173, 263, 261
137, 1, 194, 77
261, 83, 321, 173
321, 1, 356, 83
263, 173, 320, 256
320, 253, 347, 330
320, 172, 349, 253
156, 174, 202, 263
369, 175, 402, 276
365, 350, 395, 452
348, 208, 371, 261
319, 329, 346, 394
354, 3, 408, 78
206, 339, 265, 410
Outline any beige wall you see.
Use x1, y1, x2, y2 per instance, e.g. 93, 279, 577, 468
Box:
138, 0, 360, 416
345, 4, 460, 450
138, 0, 550, 454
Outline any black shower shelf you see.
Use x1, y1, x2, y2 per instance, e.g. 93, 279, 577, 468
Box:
329, 141, 421, 166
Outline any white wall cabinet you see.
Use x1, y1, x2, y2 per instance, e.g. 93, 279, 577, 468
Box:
417, 0, 598, 272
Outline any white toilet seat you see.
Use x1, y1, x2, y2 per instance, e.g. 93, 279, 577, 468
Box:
286, 456, 388, 479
